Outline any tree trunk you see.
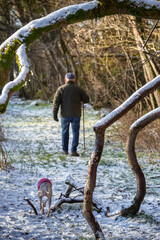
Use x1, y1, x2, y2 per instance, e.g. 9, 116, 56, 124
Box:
128, 15, 160, 108
83, 130, 106, 240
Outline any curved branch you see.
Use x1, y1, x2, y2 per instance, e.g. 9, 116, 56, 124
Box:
0, 1, 100, 51
121, 107, 160, 215
0, 1, 101, 112
94, 76, 160, 131
83, 76, 160, 239
0, 44, 29, 113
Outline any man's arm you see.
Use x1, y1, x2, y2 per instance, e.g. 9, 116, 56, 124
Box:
80, 88, 89, 104
53, 88, 62, 121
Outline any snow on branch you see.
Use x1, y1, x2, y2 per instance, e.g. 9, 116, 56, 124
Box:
0, 1, 99, 52
94, 75, 160, 130
0, 1, 100, 113
0, 44, 29, 112
1, 0, 160, 56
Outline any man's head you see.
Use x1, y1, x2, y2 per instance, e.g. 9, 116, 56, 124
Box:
65, 73, 75, 83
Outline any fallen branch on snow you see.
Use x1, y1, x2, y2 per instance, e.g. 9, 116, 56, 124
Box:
24, 198, 38, 215
147, 185, 160, 188
51, 175, 109, 215
148, 175, 160, 179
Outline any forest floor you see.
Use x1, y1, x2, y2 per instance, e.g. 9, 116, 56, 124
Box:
0, 95, 160, 240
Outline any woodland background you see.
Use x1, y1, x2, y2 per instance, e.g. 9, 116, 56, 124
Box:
0, 0, 160, 152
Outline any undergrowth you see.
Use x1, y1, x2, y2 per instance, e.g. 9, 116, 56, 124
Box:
113, 109, 160, 155
0, 143, 11, 169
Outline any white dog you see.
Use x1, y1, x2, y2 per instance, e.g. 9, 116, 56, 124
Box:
37, 178, 52, 217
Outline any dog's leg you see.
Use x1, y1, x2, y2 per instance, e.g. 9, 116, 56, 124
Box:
42, 202, 44, 214
47, 195, 52, 217
39, 197, 44, 214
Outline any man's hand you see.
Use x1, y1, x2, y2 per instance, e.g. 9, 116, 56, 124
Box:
54, 117, 59, 122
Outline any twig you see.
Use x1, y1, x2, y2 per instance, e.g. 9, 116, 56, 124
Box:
147, 185, 160, 188
65, 175, 108, 213
143, 20, 159, 49
148, 175, 160, 179
51, 176, 108, 214
51, 197, 84, 212
64, 185, 73, 197
24, 198, 38, 215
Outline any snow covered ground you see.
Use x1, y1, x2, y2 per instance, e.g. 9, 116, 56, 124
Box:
0, 96, 160, 239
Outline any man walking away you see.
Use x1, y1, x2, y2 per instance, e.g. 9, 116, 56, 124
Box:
53, 73, 89, 156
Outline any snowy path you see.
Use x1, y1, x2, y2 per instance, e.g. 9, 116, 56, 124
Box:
0, 97, 160, 240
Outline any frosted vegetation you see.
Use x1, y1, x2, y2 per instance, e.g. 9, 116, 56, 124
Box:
0, 95, 160, 239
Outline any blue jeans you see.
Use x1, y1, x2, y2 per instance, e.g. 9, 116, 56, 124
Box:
61, 117, 80, 153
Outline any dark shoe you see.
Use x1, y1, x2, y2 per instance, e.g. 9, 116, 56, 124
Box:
62, 151, 68, 155
71, 152, 79, 157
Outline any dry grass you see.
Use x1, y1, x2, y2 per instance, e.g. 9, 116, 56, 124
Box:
0, 143, 12, 170
0, 143, 6, 169
114, 110, 160, 154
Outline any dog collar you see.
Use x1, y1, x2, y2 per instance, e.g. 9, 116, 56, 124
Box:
37, 178, 52, 190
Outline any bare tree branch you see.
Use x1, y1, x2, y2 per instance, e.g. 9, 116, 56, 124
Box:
121, 107, 160, 215
83, 75, 160, 239
24, 198, 38, 215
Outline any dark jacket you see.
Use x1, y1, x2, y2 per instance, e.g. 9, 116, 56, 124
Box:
53, 81, 89, 118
